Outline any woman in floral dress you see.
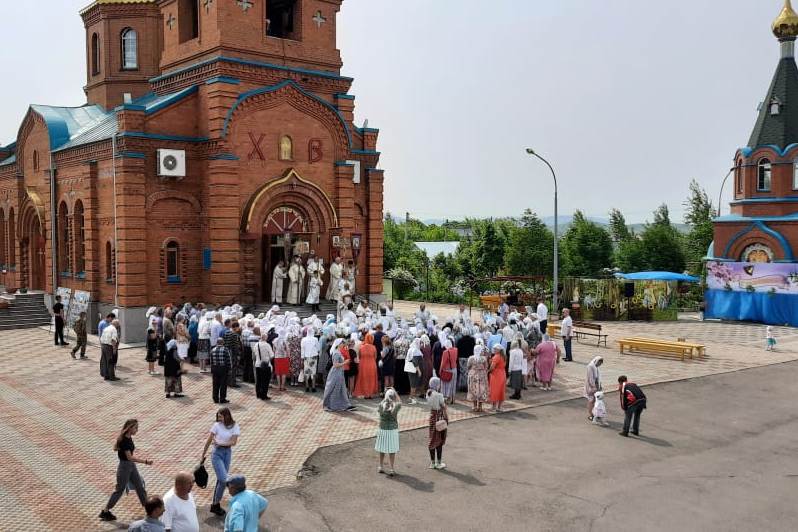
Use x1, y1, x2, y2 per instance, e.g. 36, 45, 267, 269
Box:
466, 343, 489, 412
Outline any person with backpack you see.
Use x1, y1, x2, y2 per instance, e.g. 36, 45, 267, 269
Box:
618, 375, 647, 437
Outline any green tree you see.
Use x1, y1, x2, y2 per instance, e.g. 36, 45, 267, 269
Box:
608, 208, 632, 243
471, 220, 505, 278
616, 206, 685, 273
683, 179, 715, 273
560, 211, 614, 277
505, 209, 554, 276
652, 203, 671, 226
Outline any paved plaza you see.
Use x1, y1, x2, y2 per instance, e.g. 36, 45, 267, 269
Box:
0, 313, 796, 530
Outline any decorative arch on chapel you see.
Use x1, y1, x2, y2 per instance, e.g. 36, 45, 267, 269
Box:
222, 80, 352, 161
723, 223, 794, 262
241, 168, 338, 235
21, 188, 46, 235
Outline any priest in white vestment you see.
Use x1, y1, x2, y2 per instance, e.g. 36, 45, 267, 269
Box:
306, 271, 323, 312
287, 257, 306, 305
271, 260, 287, 303
326, 256, 343, 301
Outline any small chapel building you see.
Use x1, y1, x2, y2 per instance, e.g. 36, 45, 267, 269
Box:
0, 0, 384, 342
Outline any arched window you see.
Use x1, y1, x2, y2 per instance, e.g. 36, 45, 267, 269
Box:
74, 201, 85, 274
32, 150, 39, 171
165, 240, 180, 282
279, 135, 293, 160
0, 210, 6, 268
735, 160, 742, 194
8, 209, 15, 268
105, 241, 115, 282
757, 158, 772, 191
121, 28, 138, 70
58, 202, 71, 274
91, 33, 101, 76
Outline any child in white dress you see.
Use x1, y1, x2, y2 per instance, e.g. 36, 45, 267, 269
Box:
592, 390, 609, 426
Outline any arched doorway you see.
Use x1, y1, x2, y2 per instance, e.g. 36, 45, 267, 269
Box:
261, 206, 311, 302
20, 211, 45, 291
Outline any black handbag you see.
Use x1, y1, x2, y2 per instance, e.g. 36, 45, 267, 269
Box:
158, 339, 166, 366
193, 461, 209, 489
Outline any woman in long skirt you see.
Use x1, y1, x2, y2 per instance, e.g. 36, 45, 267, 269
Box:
375, 388, 401, 476
439, 341, 458, 404
164, 340, 184, 399
426, 377, 448, 470
420, 336, 434, 394
467, 344, 489, 412
323, 339, 354, 412
488, 344, 507, 412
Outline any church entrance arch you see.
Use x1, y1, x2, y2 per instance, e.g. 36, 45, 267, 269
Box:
19, 205, 45, 291
241, 169, 339, 303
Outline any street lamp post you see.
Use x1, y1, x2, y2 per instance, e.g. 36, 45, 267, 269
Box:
717, 166, 735, 217
526, 148, 558, 313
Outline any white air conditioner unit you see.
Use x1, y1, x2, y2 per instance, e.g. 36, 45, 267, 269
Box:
157, 149, 186, 178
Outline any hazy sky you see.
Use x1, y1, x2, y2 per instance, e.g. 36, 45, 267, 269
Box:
0, 0, 783, 222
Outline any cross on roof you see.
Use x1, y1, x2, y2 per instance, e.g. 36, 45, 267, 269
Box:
237, 0, 253, 12
203, 0, 213, 13
166, 13, 176, 30
313, 10, 327, 28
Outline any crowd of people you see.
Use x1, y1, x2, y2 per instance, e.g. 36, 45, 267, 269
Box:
89, 286, 652, 528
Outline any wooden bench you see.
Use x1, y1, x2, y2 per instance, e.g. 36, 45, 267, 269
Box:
618, 337, 705, 361
545, 323, 561, 337
573, 321, 608, 347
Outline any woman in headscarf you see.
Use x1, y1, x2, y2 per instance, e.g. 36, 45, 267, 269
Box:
488, 344, 507, 412
466, 342, 489, 412
420, 335, 434, 394
439, 339, 458, 404
393, 332, 411, 396
323, 339, 354, 412
188, 314, 199, 364
253, 327, 273, 401
197, 314, 212, 373
404, 338, 423, 404
273, 327, 290, 391
287, 322, 302, 386
175, 315, 191, 373
585, 356, 604, 422
163, 339, 184, 399
426, 377, 448, 470
375, 387, 401, 476
354, 333, 379, 399
534, 333, 559, 391
345, 336, 359, 396
456, 327, 475, 392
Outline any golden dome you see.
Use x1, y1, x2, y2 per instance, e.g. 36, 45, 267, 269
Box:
773, 0, 798, 40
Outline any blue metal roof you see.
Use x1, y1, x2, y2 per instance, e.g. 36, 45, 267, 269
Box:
614, 271, 700, 282
30, 104, 108, 150
0, 154, 15, 166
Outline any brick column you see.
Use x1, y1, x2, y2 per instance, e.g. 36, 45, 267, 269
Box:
114, 155, 147, 308
366, 168, 385, 296
335, 162, 355, 231
83, 162, 101, 297
207, 158, 241, 304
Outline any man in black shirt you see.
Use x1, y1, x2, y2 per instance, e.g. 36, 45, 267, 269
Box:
52, 295, 69, 346
618, 375, 647, 437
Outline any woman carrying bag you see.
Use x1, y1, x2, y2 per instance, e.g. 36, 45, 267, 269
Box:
426, 377, 449, 470
253, 327, 274, 401
99, 419, 154, 522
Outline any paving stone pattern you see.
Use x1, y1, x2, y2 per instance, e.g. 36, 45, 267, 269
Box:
1, 316, 797, 530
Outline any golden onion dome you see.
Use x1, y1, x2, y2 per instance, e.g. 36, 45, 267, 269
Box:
773, 0, 798, 40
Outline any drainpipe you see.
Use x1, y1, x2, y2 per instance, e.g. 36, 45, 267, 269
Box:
49, 152, 57, 295
111, 133, 119, 307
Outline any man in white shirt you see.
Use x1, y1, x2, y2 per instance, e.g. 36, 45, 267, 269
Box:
100, 319, 119, 381
561, 308, 574, 362
536, 299, 549, 335
163, 472, 199, 532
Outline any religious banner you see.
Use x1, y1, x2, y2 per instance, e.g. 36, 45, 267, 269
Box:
706, 261, 798, 294
67, 290, 90, 330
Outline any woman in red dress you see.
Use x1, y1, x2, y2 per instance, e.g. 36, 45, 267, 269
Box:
488, 344, 507, 412
354, 334, 379, 399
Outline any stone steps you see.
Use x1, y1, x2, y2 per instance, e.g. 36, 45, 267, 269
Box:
0, 293, 52, 330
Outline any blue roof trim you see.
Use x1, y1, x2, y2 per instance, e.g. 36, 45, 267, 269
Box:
729, 196, 798, 205
352, 149, 379, 155
356, 127, 379, 134
144, 85, 198, 116
116, 151, 146, 159
206, 76, 241, 85
118, 131, 208, 143
740, 143, 798, 158
1, 141, 17, 151
0, 154, 16, 166
335, 161, 355, 167
150, 55, 353, 84
114, 104, 146, 112
222, 80, 353, 149
209, 153, 239, 160
334, 93, 355, 100
715, 212, 798, 222
721, 221, 794, 261
366, 167, 383, 172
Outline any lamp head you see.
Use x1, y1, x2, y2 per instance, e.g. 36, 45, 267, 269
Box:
525, 148, 535, 155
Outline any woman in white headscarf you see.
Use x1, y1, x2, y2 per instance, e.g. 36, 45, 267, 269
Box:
323, 338, 354, 412
466, 343, 489, 412
404, 338, 423, 404
426, 377, 448, 470
439, 338, 458, 404
585, 356, 604, 422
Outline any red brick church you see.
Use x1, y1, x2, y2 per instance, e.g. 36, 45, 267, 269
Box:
0, 0, 384, 341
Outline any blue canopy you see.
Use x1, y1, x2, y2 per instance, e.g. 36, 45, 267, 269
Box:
614, 271, 700, 282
